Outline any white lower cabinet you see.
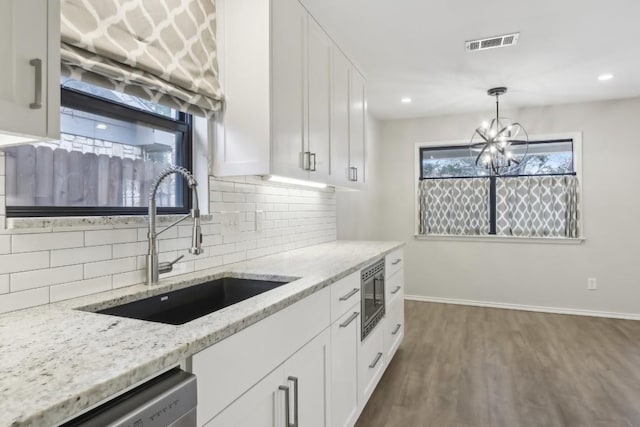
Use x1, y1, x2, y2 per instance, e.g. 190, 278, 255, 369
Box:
193, 249, 405, 427
358, 319, 386, 404
283, 328, 331, 427
192, 287, 330, 426
205, 329, 331, 427
384, 297, 405, 361
204, 364, 286, 427
331, 308, 360, 427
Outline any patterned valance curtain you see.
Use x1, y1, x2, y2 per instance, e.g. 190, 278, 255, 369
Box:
496, 175, 579, 238
418, 178, 490, 235
60, 0, 224, 117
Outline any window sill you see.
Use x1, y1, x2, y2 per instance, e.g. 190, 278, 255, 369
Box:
6, 214, 214, 231
414, 234, 585, 245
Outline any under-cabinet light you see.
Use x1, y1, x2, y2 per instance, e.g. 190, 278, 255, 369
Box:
264, 175, 328, 189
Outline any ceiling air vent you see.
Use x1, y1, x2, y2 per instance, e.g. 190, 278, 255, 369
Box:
466, 32, 520, 52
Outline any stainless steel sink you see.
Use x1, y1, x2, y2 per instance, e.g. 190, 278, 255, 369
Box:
96, 277, 291, 325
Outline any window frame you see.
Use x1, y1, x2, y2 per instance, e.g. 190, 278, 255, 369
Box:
6, 87, 193, 218
413, 132, 584, 241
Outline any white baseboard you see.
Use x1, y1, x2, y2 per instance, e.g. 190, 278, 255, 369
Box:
404, 295, 640, 321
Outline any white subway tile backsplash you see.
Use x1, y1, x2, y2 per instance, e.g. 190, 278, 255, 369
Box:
0, 251, 49, 275
0, 174, 336, 313
51, 245, 112, 267
113, 270, 145, 289
113, 242, 147, 259
0, 288, 49, 314
12, 232, 84, 253
10, 265, 83, 292
85, 228, 138, 246
0, 235, 9, 254
194, 255, 222, 271
0, 274, 8, 294
223, 251, 246, 265
84, 258, 137, 279
50, 276, 112, 302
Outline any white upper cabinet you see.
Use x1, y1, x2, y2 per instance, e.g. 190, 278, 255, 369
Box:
0, 0, 59, 147
271, 0, 308, 180
306, 17, 332, 182
212, 0, 366, 187
330, 48, 351, 187
329, 49, 367, 189
348, 69, 366, 186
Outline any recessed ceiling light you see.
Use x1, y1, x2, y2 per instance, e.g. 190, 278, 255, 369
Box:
598, 73, 614, 81
401, 97, 412, 104
96, 123, 108, 130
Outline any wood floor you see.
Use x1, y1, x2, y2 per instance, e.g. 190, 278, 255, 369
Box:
355, 301, 640, 427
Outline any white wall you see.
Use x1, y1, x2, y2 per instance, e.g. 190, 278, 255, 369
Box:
376, 97, 640, 316
0, 169, 336, 314
337, 114, 383, 240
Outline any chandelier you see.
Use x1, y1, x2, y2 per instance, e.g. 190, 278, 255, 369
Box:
470, 87, 528, 176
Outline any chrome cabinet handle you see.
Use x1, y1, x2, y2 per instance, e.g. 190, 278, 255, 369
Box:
369, 352, 383, 369
391, 258, 402, 265
301, 151, 311, 170
339, 311, 359, 328
288, 376, 299, 427
349, 166, 357, 181
392, 323, 402, 335
279, 385, 291, 427
339, 288, 359, 301
391, 285, 401, 295
29, 58, 42, 109
309, 153, 316, 172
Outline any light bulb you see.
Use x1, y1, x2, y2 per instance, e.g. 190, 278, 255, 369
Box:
483, 154, 491, 164
500, 140, 507, 148
489, 129, 497, 138
505, 150, 513, 159
481, 121, 489, 129
489, 145, 497, 153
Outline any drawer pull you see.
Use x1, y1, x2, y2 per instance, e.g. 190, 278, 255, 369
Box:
339, 288, 359, 301
392, 323, 402, 335
369, 352, 383, 369
278, 385, 290, 427
391, 258, 402, 266
391, 285, 402, 295
339, 311, 359, 328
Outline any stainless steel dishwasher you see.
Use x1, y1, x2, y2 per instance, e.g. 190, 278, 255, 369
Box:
61, 368, 197, 427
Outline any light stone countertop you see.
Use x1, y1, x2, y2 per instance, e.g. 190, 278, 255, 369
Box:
0, 240, 404, 427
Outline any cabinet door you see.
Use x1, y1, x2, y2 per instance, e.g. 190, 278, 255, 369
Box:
349, 69, 366, 185
330, 48, 351, 186
0, 0, 48, 140
204, 365, 286, 427
284, 329, 331, 427
331, 309, 360, 427
271, 0, 308, 179
358, 320, 385, 403
306, 18, 331, 182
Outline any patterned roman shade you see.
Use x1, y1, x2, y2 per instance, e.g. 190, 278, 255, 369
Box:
60, 0, 224, 117
496, 175, 579, 238
418, 178, 490, 235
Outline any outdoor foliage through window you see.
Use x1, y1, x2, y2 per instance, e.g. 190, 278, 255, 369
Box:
421, 140, 574, 178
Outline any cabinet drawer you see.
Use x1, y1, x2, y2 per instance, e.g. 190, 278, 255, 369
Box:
384, 297, 404, 362
358, 320, 385, 403
386, 268, 404, 308
331, 271, 361, 322
192, 286, 331, 426
384, 248, 403, 279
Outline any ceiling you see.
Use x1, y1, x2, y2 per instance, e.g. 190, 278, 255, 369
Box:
299, 0, 640, 120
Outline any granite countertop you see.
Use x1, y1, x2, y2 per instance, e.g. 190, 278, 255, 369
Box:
0, 240, 404, 427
